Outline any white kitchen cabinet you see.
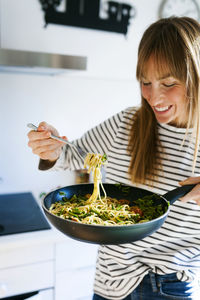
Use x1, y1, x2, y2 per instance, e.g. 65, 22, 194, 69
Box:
56, 266, 96, 300
0, 241, 54, 299
55, 239, 98, 300
0, 262, 54, 298
0, 243, 54, 269
0, 230, 98, 300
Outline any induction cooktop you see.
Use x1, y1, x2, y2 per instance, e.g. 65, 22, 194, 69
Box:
0, 192, 51, 235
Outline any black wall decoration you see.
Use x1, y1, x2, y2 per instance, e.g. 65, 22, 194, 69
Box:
39, 0, 136, 35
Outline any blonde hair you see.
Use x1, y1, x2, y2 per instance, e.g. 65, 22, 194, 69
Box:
128, 17, 200, 184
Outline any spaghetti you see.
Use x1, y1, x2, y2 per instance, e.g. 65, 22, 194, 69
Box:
83, 153, 107, 204
49, 153, 164, 225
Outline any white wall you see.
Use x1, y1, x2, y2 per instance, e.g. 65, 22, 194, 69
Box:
1, 0, 160, 80
0, 74, 139, 199
0, 0, 161, 200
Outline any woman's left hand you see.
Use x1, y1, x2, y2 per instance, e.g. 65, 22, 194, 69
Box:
179, 176, 200, 205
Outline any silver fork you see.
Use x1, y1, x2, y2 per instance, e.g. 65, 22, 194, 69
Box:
27, 123, 87, 160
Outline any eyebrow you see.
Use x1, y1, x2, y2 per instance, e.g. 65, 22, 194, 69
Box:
159, 73, 171, 80
142, 73, 172, 80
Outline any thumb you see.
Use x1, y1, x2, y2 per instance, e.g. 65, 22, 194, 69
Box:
179, 176, 200, 186
37, 121, 59, 136
37, 121, 49, 132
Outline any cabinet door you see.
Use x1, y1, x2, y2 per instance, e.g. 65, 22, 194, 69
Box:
55, 266, 95, 300
56, 240, 98, 272
0, 261, 54, 298
55, 240, 98, 300
0, 243, 54, 270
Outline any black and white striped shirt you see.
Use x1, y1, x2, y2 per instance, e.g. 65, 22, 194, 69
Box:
54, 107, 200, 300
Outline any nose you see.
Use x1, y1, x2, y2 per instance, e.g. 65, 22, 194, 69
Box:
148, 86, 162, 107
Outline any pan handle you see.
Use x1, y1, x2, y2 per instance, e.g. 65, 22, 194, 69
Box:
163, 184, 196, 205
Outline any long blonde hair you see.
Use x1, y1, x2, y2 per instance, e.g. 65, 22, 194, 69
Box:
128, 17, 200, 184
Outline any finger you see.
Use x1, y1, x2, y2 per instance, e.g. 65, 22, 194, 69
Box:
28, 135, 65, 153
32, 144, 62, 160
195, 199, 200, 206
38, 121, 59, 136
180, 183, 200, 203
28, 138, 63, 150
34, 142, 62, 153
27, 130, 51, 142
36, 121, 52, 137
38, 121, 48, 131
39, 148, 62, 161
179, 176, 200, 186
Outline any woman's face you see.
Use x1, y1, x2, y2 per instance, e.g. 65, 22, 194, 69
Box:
141, 57, 188, 127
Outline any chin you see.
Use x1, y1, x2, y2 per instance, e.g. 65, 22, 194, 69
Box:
155, 116, 173, 125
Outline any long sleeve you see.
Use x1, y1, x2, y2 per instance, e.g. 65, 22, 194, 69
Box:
43, 110, 124, 172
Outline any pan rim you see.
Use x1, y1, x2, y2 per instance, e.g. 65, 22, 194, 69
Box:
42, 183, 170, 229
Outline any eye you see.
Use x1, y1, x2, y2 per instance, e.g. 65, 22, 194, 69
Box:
142, 82, 151, 86
163, 83, 176, 87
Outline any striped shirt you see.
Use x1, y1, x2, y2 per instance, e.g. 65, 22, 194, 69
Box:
53, 107, 200, 300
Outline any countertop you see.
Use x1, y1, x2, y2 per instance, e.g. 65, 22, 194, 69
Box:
0, 227, 70, 251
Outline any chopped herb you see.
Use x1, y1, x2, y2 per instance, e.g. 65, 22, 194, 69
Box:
59, 191, 66, 195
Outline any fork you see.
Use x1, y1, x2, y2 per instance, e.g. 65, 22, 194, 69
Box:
27, 123, 87, 160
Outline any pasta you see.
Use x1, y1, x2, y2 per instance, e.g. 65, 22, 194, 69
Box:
83, 153, 107, 204
49, 153, 165, 225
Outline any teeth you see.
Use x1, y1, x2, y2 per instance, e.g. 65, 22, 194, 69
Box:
155, 106, 169, 112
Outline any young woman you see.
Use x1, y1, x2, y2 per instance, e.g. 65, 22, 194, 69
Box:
28, 17, 200, 299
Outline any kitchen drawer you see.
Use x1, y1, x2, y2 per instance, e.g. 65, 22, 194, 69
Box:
55, 266, 95, 300
0, 243, 54, 269
56, 241, 98, 272
0, 261, 54, 298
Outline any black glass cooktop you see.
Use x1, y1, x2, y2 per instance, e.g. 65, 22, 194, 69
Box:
0, 192, 51, 236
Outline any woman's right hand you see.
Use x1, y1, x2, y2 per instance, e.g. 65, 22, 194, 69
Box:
27, 121, 67, 162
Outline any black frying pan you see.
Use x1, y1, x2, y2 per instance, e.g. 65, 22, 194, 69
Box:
42, 183, 195, 244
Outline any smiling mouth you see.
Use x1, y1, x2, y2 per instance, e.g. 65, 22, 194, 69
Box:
154, 105, 172, 112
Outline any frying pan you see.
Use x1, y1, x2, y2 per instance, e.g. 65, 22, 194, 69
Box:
42, 183, 195, 245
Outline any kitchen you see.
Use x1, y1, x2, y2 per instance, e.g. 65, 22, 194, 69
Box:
1, 0, 200, 299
